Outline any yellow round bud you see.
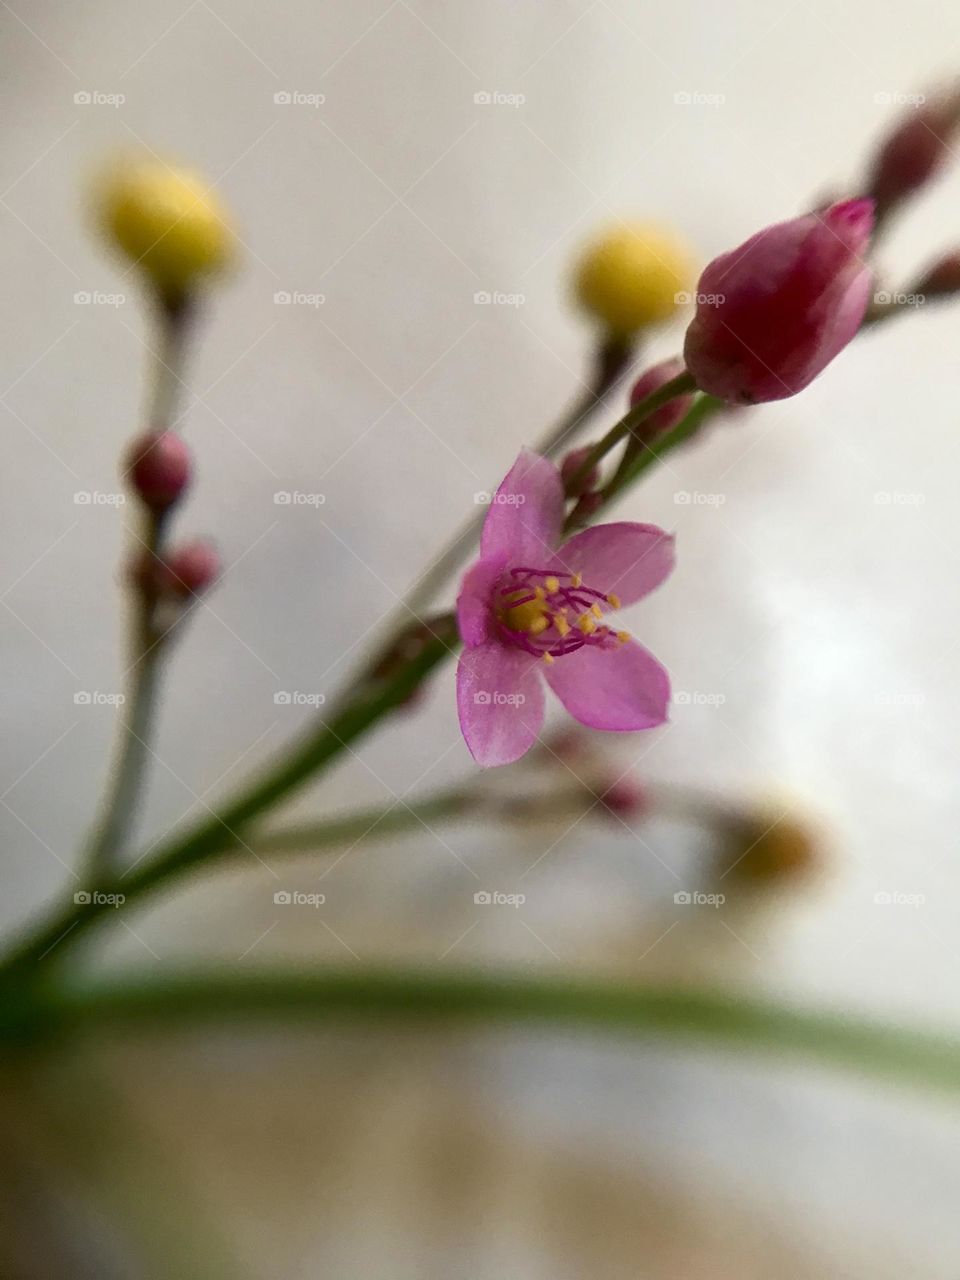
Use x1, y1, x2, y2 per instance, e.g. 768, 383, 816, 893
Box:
573, 222, 697, 336
95, 155, 235, 300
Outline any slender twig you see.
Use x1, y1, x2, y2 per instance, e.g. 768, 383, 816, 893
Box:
81, 301, 193, 884
404, 336, 635, 615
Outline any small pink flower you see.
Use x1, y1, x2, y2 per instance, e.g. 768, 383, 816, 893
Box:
456, 450, 674, 767
683, 199, 874, 404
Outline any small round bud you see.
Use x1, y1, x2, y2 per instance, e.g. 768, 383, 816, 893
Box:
599, 777, 648, 819
573, 222, 697, 337
719, 809, 822, 886
166, 539, 220, 595
866, 91, 960, 220
629, 357, 695, 438
95, 155, 235, 301
560, 446, 600, 496
125, 431, 191, 512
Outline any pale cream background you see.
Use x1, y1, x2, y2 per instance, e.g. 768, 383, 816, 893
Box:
2, 1, 960, 1275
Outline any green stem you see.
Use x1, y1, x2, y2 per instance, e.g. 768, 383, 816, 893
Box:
602, 393, 724, 500
5, 970, 960, 1095
404, 336, 635, 615
0, 615, 461, 975
563, 369, 697, 498
255, 785, 479, 853
82, 302, 193, 885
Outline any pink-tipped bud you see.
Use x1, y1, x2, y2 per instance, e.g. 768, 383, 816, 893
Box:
560, 445, 600, 496
628, 357, 695, 437
166, 539, 220, 595
867, 93, 960, 219
599, 777, 649, 819
126, 431, 191, 512
683, 199, 874, 404
912, 251, 960, 299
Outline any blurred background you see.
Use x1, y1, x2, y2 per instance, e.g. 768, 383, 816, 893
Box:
2, 0, 960, 1275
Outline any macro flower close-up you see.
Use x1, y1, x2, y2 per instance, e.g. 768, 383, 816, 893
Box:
4, 4, 960, 1278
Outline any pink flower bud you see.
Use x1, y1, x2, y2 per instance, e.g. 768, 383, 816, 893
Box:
166, 539, 220, 595
912, 251, 960, 299
599, 777, 648, 819
125, 431, 191, 511
628, 357, 695, 436
569, 491, 603, 525
560, 445, 600, 495
683, 199, 874, 404
867, 94, 960, 219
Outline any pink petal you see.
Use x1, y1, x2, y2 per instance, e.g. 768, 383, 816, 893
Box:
544, 638, 670, 731
456, 554, 506, 647
480, 449, 564, 565
551, 522, 675, 607
456, 642, 545, 767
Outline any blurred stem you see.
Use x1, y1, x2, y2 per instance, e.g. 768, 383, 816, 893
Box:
404, 335, 635, 615
562, 369, 696, 499
5, 971, 960, 1096
81, 299, 193, 886
0, 615, 461, 975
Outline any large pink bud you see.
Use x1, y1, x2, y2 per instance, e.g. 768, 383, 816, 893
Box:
682, 200, 874, 404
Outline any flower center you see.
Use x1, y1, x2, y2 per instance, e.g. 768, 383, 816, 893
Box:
494, 566, 629, 663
